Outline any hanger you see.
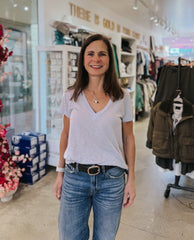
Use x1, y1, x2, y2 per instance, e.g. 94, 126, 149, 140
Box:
173, 90, 183, 104
172, 91, 183, 115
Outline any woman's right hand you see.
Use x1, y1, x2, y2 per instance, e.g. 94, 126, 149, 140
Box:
54, 173, 64, 200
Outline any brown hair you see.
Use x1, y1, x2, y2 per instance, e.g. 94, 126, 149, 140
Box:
70, 34, 124, 101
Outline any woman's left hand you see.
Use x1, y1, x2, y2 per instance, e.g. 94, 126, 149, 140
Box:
123, 179, 136, 208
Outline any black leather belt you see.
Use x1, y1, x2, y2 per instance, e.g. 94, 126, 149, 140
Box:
70, 163, 115, 176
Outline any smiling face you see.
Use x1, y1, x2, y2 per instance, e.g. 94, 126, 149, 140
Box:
84, 40, 110, 78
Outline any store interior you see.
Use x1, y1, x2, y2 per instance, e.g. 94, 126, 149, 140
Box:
0, 0, 194, 239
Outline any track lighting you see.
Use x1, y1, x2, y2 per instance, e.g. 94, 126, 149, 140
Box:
139, 0, 177, 35
24, 6, 29, 11
150, 16, 154, 21
167, 26, 171, 32
132, 0, 138, 10
10, 0, 18, 8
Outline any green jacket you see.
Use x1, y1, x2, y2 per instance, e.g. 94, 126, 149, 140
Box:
146, 98, 194, 164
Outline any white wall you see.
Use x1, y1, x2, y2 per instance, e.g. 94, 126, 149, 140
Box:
38, 0, 157, 48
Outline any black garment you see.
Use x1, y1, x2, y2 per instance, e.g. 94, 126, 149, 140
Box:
154, 65, 194, 106
181, 162, 194, 175
155, 158, 194, 175
156, 157, 174, 170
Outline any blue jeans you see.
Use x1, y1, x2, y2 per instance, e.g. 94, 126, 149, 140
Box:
58, 164, 125, 240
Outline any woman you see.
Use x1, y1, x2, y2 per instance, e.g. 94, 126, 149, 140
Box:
54, 34, 136, 240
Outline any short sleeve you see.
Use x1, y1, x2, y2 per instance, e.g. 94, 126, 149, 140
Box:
122, 90, 133, 122
60, 90, 73, 118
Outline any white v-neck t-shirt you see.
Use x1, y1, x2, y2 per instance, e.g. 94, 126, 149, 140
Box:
61, 89, 133, 169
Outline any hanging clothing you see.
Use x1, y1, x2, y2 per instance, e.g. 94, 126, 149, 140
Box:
154, 97, 194, 176
136, 83, 144, 114
157, 160, 194, 179
136, 80, 149, 112
135, 78, 156, 119
154, 65, 194, 105
146, 97, 194, 165
112, 43, 120, 78
137, 49, 145, 76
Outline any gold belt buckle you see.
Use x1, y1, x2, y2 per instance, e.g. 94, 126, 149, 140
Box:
87, 165, 100, 176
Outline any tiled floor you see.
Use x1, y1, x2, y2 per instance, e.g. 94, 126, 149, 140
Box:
0, 117, 194, 240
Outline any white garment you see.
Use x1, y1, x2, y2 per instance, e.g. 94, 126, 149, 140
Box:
172, 101, 183, 131
137, 49, 145, 76
61, 89, 133, 169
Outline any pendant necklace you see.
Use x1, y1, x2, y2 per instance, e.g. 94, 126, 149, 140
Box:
91, 92, 99, 104
87, 89, 100, 104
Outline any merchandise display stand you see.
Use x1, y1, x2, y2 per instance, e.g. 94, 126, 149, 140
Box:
164, 57, 194, 198
37, 45, 81, 166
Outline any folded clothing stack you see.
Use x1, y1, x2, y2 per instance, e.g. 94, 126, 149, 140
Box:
11, 131, 47, 185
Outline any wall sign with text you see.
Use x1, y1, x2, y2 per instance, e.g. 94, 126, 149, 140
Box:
69, 2, 140, 39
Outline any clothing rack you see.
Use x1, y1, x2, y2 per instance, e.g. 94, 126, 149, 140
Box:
177, 57, 190, 91
164, 176, 194, 198
164, 56, 194, 198
136, 45, 149, 51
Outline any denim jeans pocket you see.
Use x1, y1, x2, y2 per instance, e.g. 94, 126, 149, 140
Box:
106, 167, 125, 179
65, 164, 76, 174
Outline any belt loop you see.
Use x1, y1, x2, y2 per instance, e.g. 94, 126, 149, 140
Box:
101, 166, 105, 174
75, 163, 79, 173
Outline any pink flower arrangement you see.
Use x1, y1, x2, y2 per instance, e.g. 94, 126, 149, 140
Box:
0, 123, 29, 198
0, 24, 13, 82
0, 24, 28, 199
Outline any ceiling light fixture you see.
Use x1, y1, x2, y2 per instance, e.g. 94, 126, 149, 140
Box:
24, 6, 29, 11
167, 26, 171, 32
9, 0, 18, 8
150, 16, 154, 21
138, 0, 177, 36
149, 11, 155, 21
162, 21, 167, 29
132, 0, 138, 10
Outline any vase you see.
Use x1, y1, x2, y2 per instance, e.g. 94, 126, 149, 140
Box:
0, 188, 18, 203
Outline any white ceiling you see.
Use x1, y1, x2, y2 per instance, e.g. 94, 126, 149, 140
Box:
2, 0, 193, 37
91, 0, 194, 38
1, 0, 194, 46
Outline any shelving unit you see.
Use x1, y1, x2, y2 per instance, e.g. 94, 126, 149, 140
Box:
37, 45, 80, 166
110, 33, 136, 121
